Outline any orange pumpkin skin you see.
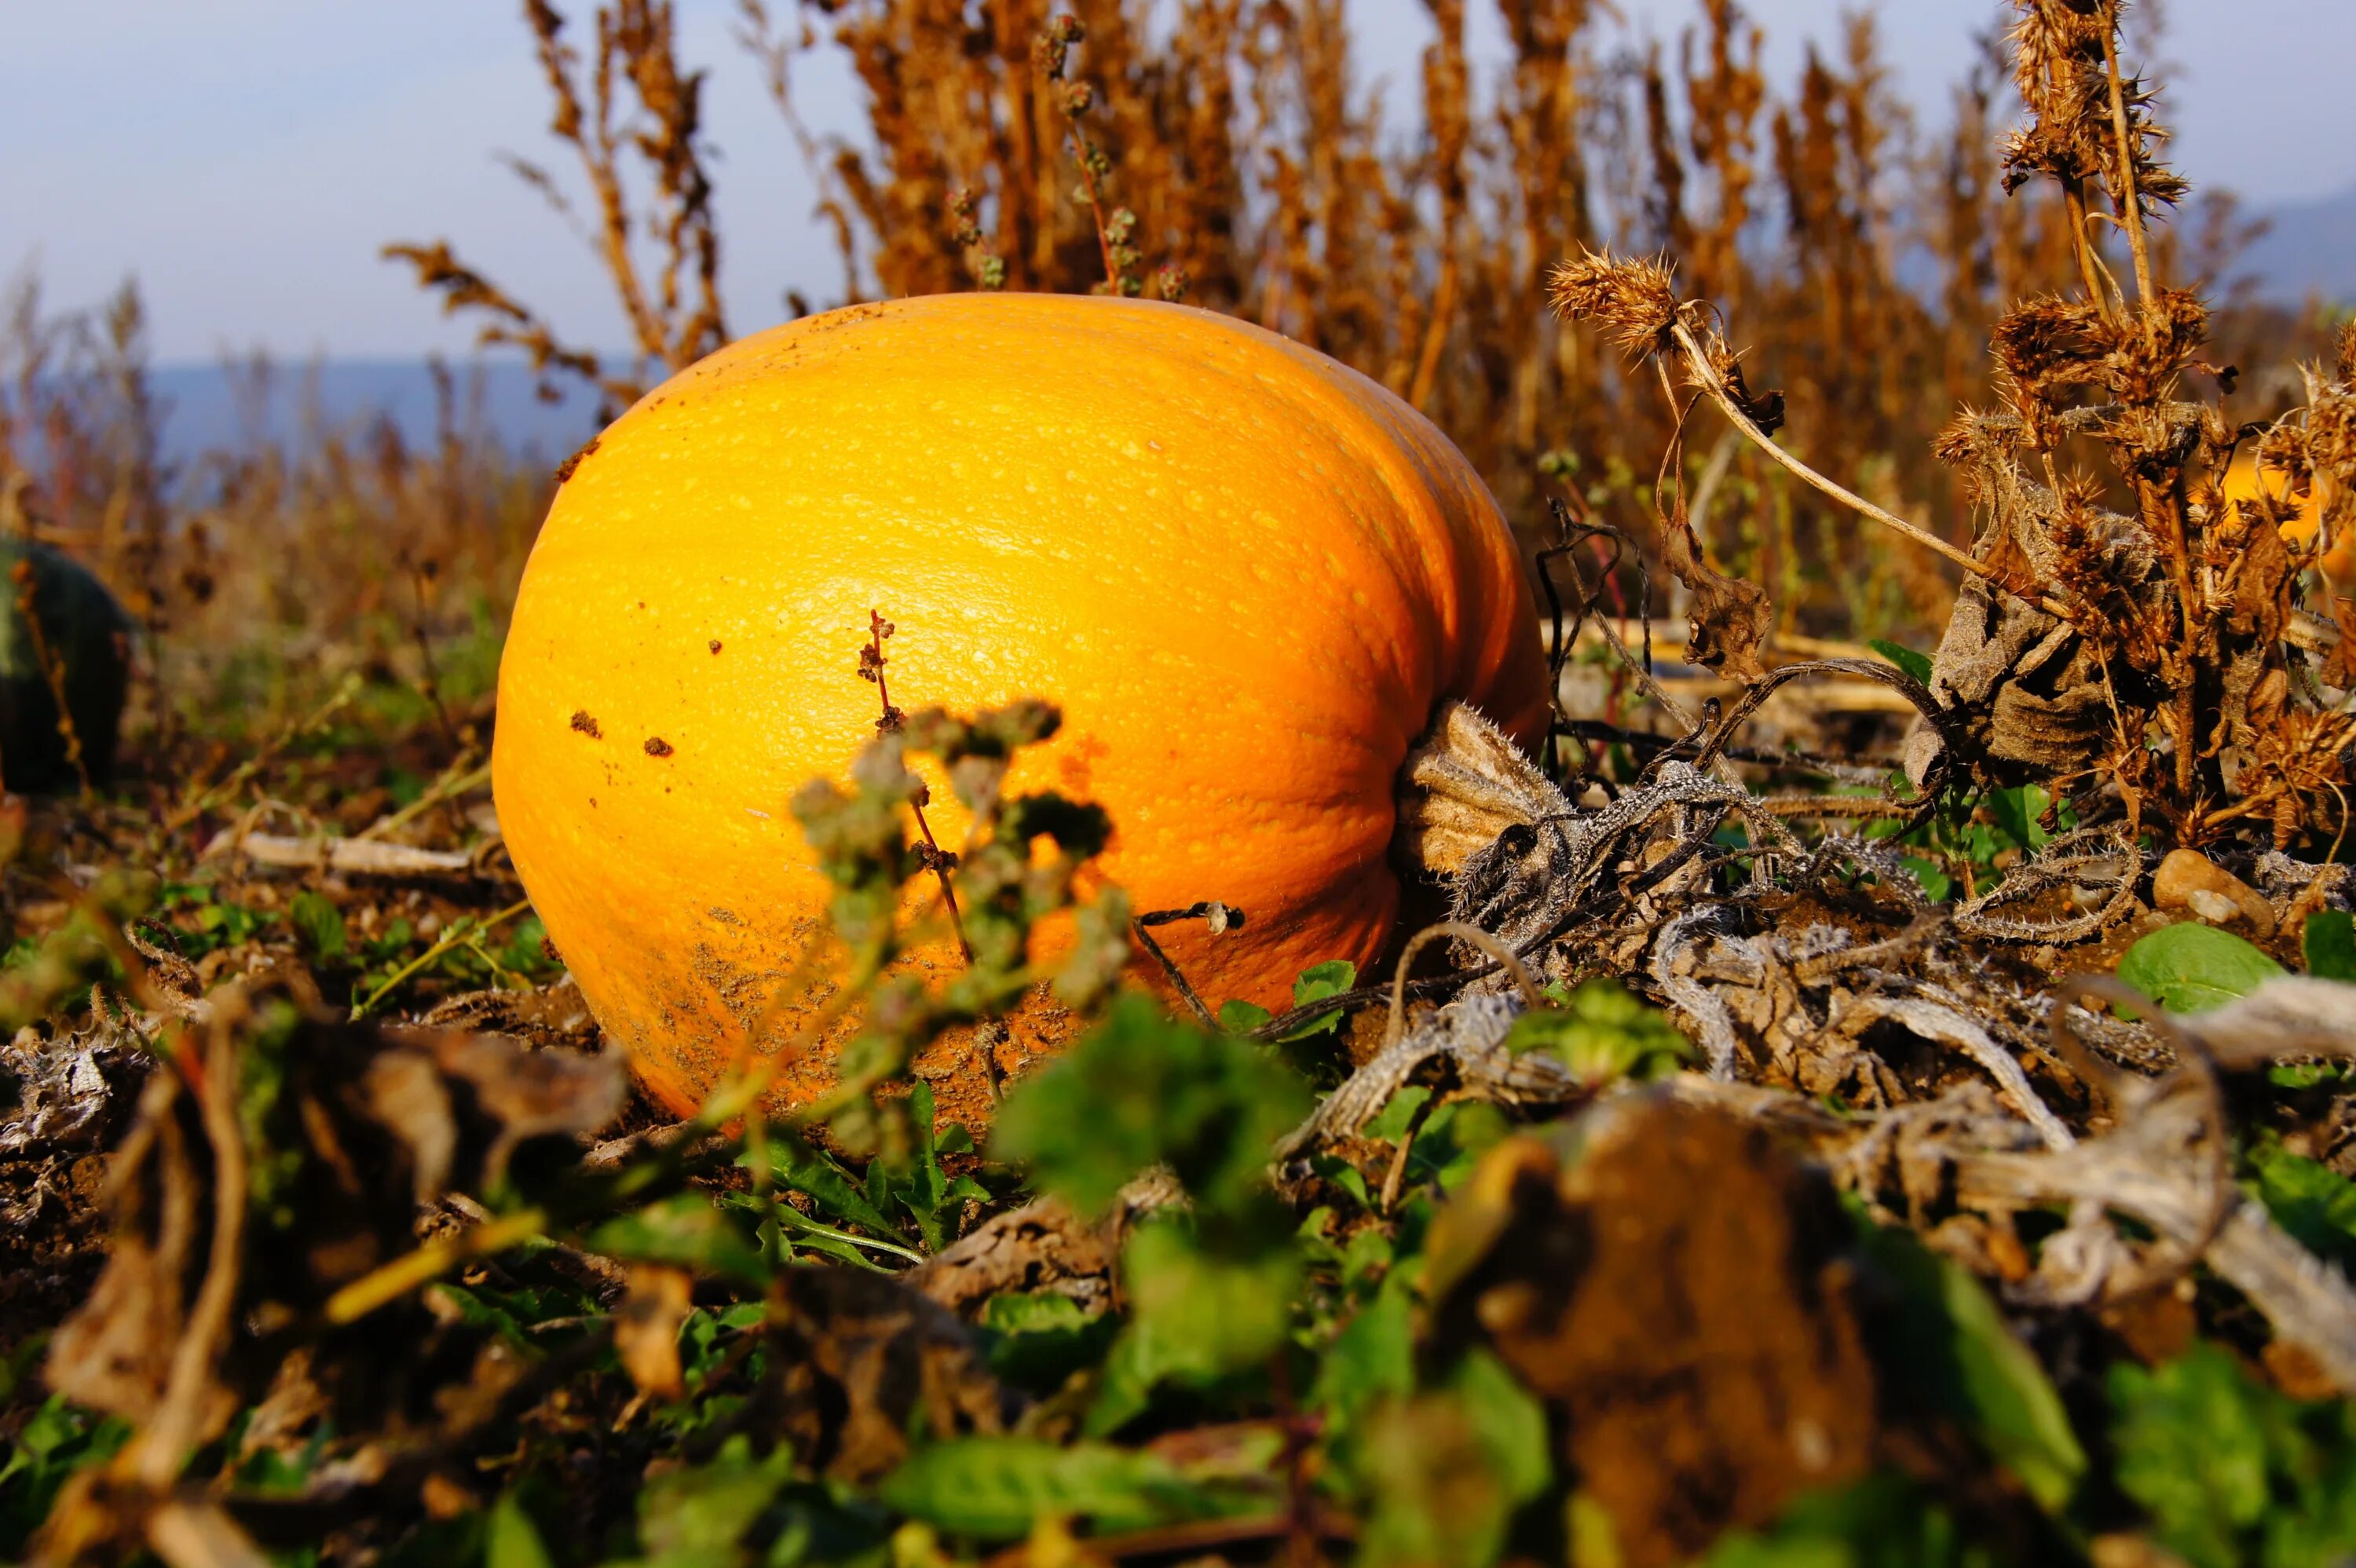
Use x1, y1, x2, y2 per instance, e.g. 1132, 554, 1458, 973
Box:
2225, 451, 2325, 546
492, 294, 1550, 1124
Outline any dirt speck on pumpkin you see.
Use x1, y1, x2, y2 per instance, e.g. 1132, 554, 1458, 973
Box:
644, 736, 673, 758
1054, 732, 1108, 796
552, 436, 600, 484
1432, 1095, 1878, 1568
709, 638, 723, 654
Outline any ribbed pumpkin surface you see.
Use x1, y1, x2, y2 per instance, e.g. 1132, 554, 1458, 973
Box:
492, 293, 1549, 1122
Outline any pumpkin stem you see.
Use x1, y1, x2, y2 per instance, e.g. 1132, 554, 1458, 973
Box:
1396, 702, 1573, 876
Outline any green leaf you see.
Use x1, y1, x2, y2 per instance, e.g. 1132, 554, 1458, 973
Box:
1868, 639, 1935, 686
890, 1081, 953, 1251
2269, 1062, 2354, 1091
1118, 1212, 1301, 1381
1217, 962, 1359, 1042
2111, 1337, 2356, 1563
976, 1291, 1118, 1393
1309, 1277, 1416, 1432
485, 1493, 557, 1568
2108, 1346, 2276, 1568
635, 1433, 793, 1559
1409, 1100, 1512, 1193
0, 1398, 132, 1555
2109, 1344, 2356, 1568
992, 993, 1311, 1219
288, 890, 347, 963
1283, 959, 1359, 1038
1449, 1348, 1552, 1505
1297, 959, 1358, 1001
1363, 1084, 1432, 1146
2306, 910, 2356, 981
1701, 1472, 1985, 1568
1857, 1226, 2085, 1513
1503, 979, 1691, 1086
585, 1193, 768, 1285
1216, 999, 1272, 1033
1086, 1211, 1307, 1438
1900, 856, 1952, 904
1986, 785, 2053, 853
499, 916, 557, 980
876, 1438, 1224, 1541
979, 1292, 1089, 1336
2118, 923, 2288, 1014
758, 1133, 904, 1239
1355, 1361, 1549, 1568
2248, 1139, 2356, 1271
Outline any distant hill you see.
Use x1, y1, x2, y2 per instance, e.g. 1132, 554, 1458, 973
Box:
2240, 185, 2356, 309
147, 358, 610, 471
136, 210, 2355, 471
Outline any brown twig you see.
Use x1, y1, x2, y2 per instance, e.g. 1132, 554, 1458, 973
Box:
1666, 316, 2002, 586
1131, 901, 1242, 1026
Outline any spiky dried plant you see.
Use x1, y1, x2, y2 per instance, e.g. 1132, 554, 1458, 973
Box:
1553, 0, 2354, 853
1923, 0, 2355, 847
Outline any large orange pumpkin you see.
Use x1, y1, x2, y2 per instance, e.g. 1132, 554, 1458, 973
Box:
492, 294, 1549, 1124
2226, 451, 2326, 546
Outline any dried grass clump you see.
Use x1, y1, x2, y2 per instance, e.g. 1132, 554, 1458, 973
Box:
1, 276, 549, 750
414, 0, 2315, 648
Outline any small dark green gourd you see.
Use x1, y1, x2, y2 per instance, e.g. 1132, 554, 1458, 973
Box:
0, 538, 132, 794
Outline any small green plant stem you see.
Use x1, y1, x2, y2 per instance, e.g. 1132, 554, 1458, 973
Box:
350, 897, 532, 1018
323, 1207, 550, 1325
774, 1204, 922, 1266
170, 673, 364, 828
745, 1087, 780, 1262
355, 756, 488, 843
866, 609, 970, 959
1070, 137, 1124, 292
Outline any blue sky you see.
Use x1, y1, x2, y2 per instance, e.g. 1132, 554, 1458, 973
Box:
9, 0, 2352, 364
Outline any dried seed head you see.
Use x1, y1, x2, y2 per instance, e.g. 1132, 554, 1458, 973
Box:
2100, 403, 2194, 484
1990, 294, 2105, 389
2107, 287, 2209, 404
1546, 250, 1680, 362
2258, 422, 2318, 496
2003, 1, 2185, 217
2002, 0, 2112, 191
2307, 389, 2356, 488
